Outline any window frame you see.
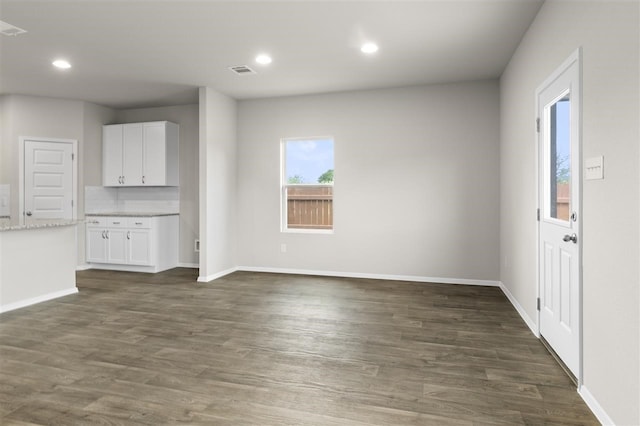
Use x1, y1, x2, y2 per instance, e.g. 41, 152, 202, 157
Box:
280, 136, 335, 234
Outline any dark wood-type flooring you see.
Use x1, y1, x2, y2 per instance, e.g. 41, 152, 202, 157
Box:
0, 268, 598, 425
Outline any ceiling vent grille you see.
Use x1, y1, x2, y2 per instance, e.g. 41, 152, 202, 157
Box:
228, 65, 256, 76
0, 20, 27, 37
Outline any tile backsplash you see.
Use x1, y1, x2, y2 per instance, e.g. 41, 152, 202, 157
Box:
85, 186, 179, 214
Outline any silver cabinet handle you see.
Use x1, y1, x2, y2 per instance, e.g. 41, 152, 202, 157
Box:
106, 230, 109, 239
563, 233, 578, 243
127, 231, 130, 240
25, 211, 32, 216
122, 176, 125, 184
135, 222, 143, 225
118, 176, 122, 184
142, 176, 145, 184
102, 230, 106, 239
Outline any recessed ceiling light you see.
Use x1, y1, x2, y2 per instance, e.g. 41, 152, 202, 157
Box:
52, 59, 71, 69
255, 54, 272, 65
360, 43, 379, 54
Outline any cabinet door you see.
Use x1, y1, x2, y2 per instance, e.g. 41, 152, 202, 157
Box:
106, 228, 128, 264
122, 124, 143, 186
128, 229, 152, 265
142, 123, 166, 185
86, 227, 107, 263
103, 125, 123, 186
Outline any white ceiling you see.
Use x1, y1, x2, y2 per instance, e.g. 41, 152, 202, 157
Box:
0, 0, 543, 109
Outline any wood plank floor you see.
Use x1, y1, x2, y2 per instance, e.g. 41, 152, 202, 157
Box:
0, 268, 598, 425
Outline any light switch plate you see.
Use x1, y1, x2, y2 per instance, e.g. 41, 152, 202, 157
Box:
585, 156, 604, 180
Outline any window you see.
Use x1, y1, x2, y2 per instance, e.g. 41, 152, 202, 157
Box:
281, 137, 334, 232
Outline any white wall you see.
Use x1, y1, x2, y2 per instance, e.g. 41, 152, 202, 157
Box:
500, 1, 639, 424
116, 104, 199, 266
198, 87, 237, 280
0, 96, 9, 185
237, 81, 500, 282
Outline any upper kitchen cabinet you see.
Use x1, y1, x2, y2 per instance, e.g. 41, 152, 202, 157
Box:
103, 121, 179, 187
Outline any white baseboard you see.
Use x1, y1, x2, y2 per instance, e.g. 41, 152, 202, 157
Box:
579, 385, 615, 425
498, 281, 538, 336
177, 262, 199, 268
197, 266, 238, 283
0, 287, 79, 314
236, 266, 500, 287
76, 264, 92, 271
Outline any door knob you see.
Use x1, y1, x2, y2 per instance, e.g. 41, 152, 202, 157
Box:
25, 211, 32, 216
563, 233, 578, 243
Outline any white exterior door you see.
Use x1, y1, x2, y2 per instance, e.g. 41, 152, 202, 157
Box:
537, 51, 581, 378
24, 139, 74, 220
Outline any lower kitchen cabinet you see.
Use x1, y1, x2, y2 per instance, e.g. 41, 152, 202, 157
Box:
86, 215, 178, 273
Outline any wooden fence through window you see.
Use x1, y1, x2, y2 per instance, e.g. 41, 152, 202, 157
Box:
286, 185, 333, 229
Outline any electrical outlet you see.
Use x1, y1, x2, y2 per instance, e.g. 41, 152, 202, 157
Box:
280, 243, 287, 253
194, 239, 200, 252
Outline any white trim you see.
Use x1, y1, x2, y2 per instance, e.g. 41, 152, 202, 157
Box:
236, 266, 500, 287
18, 136, 78, 226
281, 228, 334, 235
178, 262, 199, 268
498, 281, 538, 336
578, 386, 615, 426
0, 287, 78, 314
76, 264, 92, 271
197, 266, 238, 283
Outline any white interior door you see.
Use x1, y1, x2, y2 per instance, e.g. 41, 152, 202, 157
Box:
24, 139, 74, 220
537, 51, 581, 378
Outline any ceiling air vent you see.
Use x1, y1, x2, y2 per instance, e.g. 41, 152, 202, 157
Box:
228, 65, 256, 76
0, 20, 27, 37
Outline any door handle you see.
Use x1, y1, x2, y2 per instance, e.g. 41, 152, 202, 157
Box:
25, 211, 32, 216
127, 231, 130, 240
102, 230, 106, 239
563, 233, 578, 243
106, 230, 109, 239
142, 176, 145, 184
118, 176, 122, 184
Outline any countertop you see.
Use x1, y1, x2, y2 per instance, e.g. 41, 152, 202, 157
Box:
85, 212, 179, 217
0, 218, 83, 232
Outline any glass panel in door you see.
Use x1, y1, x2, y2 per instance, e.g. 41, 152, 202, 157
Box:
547, 93, 571, 222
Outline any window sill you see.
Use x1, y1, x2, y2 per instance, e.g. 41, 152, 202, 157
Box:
281, 228, 334, 235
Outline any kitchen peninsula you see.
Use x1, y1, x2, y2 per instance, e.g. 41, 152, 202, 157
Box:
0, 219, 80, 313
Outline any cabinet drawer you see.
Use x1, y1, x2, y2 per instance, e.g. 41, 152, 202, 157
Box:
106, 218, 128, 228
127, 217, 152, 228
86, 217, 106, 227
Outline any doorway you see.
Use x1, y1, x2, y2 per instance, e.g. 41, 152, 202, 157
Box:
536, 49, 582, 384
19, 137, 77, 224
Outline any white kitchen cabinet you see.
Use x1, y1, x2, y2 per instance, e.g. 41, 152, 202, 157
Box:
86, 219, 108, 263
103, 121, 178, 187
102, 125, 124, 187
86, 215, 178, 273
